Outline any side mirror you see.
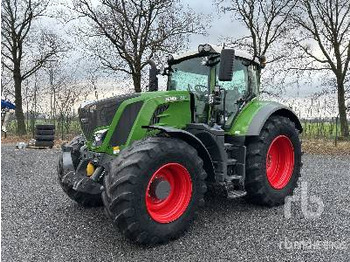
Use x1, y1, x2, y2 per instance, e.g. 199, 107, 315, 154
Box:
218, 49, 235, 81
147, 60, 159, 92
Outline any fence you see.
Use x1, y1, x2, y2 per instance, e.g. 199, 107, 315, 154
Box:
300, 118, 350, 144
3, 117, 81, 141
3, 115, 350, 143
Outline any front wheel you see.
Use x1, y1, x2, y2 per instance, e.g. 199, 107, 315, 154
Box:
102, 137, 207, 245
245, 116, 302, 206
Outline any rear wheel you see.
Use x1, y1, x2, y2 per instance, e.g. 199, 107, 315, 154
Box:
102, 137, 207, 245
245, 116, 302, 206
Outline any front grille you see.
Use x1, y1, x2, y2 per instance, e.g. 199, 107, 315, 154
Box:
78, 94, 139, 140
109, 101, 144, 146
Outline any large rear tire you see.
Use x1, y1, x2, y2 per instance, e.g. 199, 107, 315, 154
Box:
57, 135, 103, 207
245, 116, 302, 206
102, 137, 207, 245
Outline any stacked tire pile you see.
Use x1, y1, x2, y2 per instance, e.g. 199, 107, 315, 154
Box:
35, 124, 55, 148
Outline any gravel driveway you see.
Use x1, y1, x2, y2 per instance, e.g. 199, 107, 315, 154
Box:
1, 145, 349, 261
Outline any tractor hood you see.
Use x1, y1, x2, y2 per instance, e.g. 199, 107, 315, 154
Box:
78, 94, 140, 140
78, 90, 192, 154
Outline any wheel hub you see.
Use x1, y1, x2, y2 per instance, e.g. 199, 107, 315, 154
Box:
145, 163, 192, 224
150, 178, 171, 200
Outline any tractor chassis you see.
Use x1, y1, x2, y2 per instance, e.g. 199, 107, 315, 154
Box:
60, 123, 249, 200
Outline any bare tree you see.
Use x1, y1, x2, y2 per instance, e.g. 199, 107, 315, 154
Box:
1, 63, 14, 99
217, 0, 297, 63
1, 0, 62, 135
216, 0, 298, 98
55, 77, 92, 140
72, 0, 206, 93
291, 0, 350, 137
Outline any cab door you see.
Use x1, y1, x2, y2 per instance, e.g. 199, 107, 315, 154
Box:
215, 58, 258, 129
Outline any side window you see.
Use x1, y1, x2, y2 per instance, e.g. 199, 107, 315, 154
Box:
216, 59, 248, 124
217, 59, 248, 95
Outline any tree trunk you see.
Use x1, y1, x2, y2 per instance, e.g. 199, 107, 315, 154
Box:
336, 77, 349, 138
132, 73, 142, 93
13, 67, 26, 135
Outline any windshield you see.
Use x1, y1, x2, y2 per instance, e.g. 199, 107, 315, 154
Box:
167, 57, 210, 92
167, 56, 213, 122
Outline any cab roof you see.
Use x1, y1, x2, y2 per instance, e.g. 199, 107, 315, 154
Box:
171, 44, 261, 65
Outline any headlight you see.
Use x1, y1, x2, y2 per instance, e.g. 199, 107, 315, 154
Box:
92, 129, 108, 147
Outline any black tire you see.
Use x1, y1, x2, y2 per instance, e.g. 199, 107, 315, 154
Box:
36, 124, 55, 130
245, 116, 302, 206
35, 140, 54, 147
35, 134, 55, 141
36, 129, 55, 135
102, 137, 207, 245
57, 136, 103, 207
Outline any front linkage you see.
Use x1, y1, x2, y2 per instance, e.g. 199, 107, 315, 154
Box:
58, 136, 109, 207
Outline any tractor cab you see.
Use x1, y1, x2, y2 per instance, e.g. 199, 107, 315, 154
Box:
165, 44, 263, 129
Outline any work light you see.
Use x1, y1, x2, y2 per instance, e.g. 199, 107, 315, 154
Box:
198, 44, 204, 53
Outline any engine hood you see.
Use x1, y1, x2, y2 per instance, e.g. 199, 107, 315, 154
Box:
78, 93, 140, 140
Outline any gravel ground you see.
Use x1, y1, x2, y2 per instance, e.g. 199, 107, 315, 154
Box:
1, 145, 350, 262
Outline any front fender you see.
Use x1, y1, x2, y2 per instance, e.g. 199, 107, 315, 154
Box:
144, 125, 215, 180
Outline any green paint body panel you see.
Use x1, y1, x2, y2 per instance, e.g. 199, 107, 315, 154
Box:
227, 98, 272, 136
84, 89, 284, 156
89, 91, 191, 155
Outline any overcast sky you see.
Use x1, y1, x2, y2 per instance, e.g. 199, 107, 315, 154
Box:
179, 0, 329, 99
181, 0, 248, 49
41, 0, 337, 104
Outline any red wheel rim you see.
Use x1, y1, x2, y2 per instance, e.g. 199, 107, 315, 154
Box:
266, 135, 295, 190
145, 163, 192, 223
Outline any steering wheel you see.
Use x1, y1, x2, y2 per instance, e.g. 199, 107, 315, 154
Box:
193, 85, 208, 101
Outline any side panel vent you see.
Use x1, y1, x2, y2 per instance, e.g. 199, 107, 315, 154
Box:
150, 104, 170, 125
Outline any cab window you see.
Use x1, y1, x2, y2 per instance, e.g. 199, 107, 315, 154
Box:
216, 58, 249, 125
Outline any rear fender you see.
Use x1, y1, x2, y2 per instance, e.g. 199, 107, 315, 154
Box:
247, 105, 303, 136
230, 100, 302, 136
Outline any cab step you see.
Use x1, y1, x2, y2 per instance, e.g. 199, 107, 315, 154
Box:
227, 190, 247, 199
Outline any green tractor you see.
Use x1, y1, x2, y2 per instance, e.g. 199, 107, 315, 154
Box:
58, 44, 302, 244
